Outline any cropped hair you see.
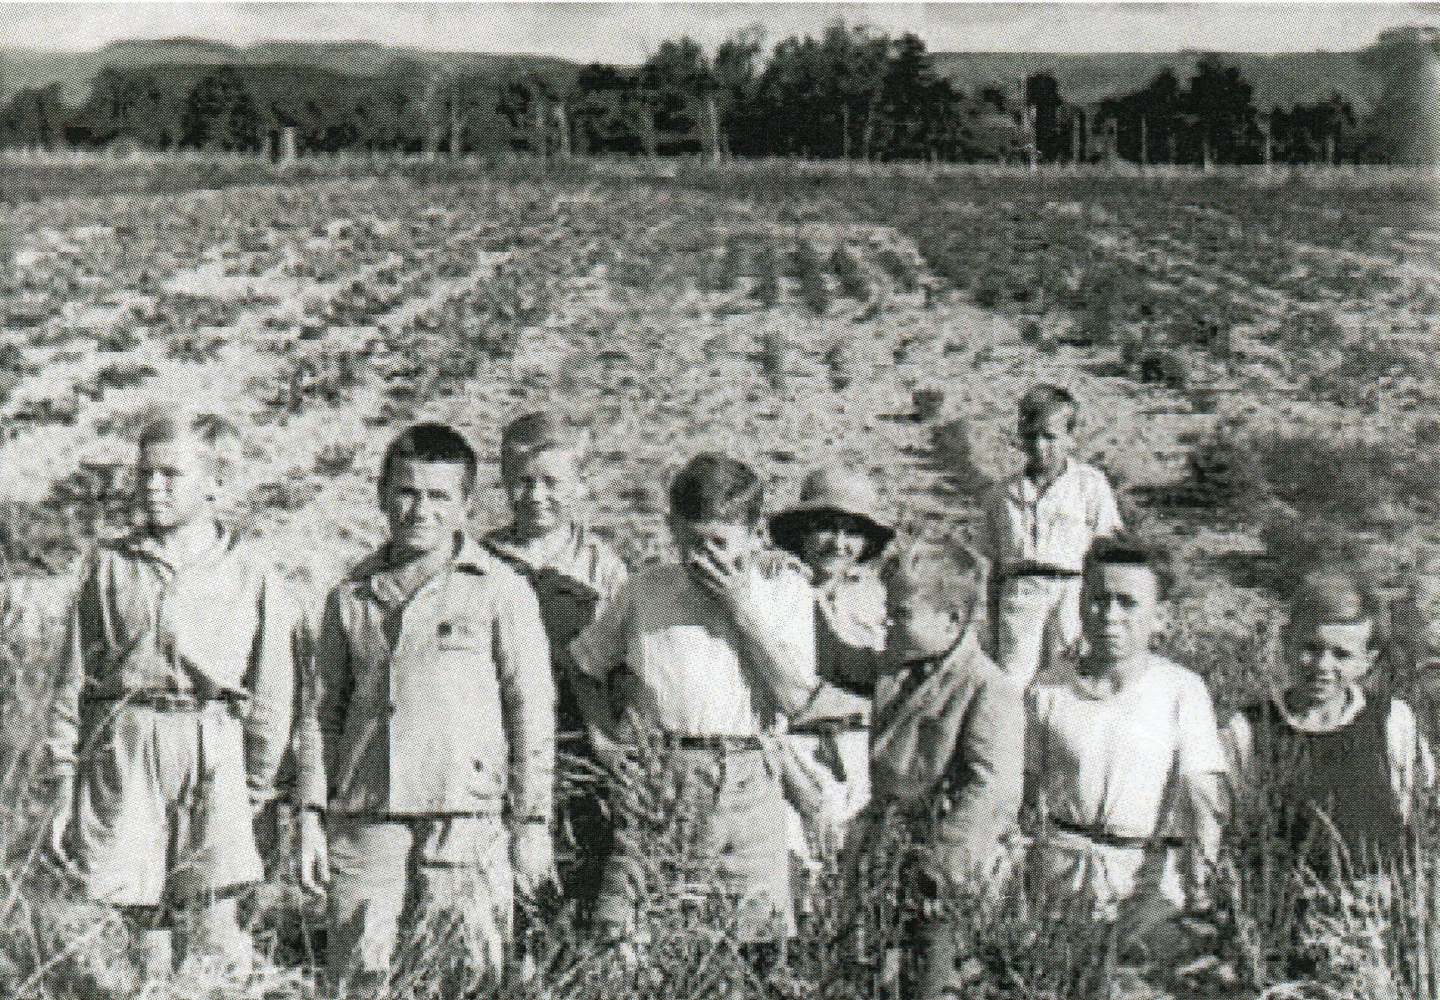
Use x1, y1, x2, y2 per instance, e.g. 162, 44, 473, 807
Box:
881, 538, 987, 619
669, 453, 763, 527
1082, 534, 1173, 601
135, 411, 240, 478
1018, 383, 1078, 434
500, 411, 586, 478
1285, 570, 1384, 651
380, 422, 478, 496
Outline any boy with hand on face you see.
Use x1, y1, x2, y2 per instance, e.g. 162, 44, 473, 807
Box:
1222, 572, 1435, 871
979, 385, 1122, 684
294, 423, 554, 991
866, 540, 1025, 1000
568, 453, 818, 949
45, 413, 308, 974
1025, 538, 1224, 956
483, 412, 628, 920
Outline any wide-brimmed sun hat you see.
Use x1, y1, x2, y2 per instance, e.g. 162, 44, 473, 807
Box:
769, 467, 896, 563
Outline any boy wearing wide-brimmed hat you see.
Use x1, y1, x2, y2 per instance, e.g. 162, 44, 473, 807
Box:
770, 468, 894, 872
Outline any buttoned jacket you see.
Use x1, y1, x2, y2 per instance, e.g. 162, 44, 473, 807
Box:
296, 535, 554, 819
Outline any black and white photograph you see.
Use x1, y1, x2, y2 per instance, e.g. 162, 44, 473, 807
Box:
1, 3, 1439, 998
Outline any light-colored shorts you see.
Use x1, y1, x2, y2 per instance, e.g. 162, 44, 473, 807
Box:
996, 576, 1083, 685
76, 703, 263, 907
599, 744, 790, 943
326, 813, 512, 982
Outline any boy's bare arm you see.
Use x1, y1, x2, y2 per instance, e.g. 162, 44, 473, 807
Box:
497, 581, 555, 824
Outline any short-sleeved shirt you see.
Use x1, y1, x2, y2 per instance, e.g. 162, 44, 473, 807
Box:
981, 460, 1122, 576
569, 561, 816, 737
1026, 655, 1224, 841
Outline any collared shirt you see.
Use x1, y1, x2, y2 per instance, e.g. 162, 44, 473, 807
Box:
980, 460, 1122, 576
483, 521, 628, 653
569, 560, 816, 737
46, 525, 308, 789
1221, 685, 1436, 824
872, 627, 1026, 862
1026, 654, 1224, 842
295, 535, 553, 819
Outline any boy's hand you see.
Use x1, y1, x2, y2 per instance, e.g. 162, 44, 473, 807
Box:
511, 823, 555, 896
297, 808, 329, 896
45, 775, 77, 876
687, 546, 761, 624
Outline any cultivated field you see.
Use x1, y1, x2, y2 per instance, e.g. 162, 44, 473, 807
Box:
0, 158, 1437, 999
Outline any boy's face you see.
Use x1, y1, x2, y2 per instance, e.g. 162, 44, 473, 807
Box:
1286, 618, 1377, 711
1020, 407, 1075, 480
136, 439, 215, 531
1081, 562, 1160, 665
885, 574, 964, 663
798, 513, 868, 585
381, 457, 470, 557
503, 446, 581, 537
670, 517, 760, 572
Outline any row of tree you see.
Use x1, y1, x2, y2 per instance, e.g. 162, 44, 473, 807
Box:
0, 23, 1434, 165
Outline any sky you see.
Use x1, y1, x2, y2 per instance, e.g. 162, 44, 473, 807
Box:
0, 2, 1435, 61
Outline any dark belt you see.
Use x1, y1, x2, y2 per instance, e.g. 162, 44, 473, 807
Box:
1004, 564, 1083, 580
789, 715, 869, 737
85, 691, 236, 712
1048, 816, 1184, 850
665, 733, 766, 752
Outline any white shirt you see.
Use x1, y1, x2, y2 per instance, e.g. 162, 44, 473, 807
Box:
569, 562, 816, 737
1220, 686, 1436, 824
981, 460, 1122, 575
1026, 655, 1224, 840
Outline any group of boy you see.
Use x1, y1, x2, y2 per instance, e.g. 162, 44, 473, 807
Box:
40, 384, 1440, 999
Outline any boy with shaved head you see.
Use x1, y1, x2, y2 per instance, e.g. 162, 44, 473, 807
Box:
45, 412, 309, 973
295, 422, 554, 992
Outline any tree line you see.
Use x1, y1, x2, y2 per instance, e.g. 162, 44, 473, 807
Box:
0, 23, 1433, 165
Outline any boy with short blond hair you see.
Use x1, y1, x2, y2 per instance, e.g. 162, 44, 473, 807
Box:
295, 422, 554, 990
1222, 571, 1435, 868
569, 452, 818, 946
484, 411, 628, 919
868, 539, 1025, 1000
979, 385, 1122, 684
45, 412, 308, 972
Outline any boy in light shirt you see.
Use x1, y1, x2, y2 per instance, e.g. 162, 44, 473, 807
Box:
1025, 537, 1223, 952
295, 423, 554, 991
45, 413, 308, 974
569, 453, 818, 948
979, 384, 1122, 684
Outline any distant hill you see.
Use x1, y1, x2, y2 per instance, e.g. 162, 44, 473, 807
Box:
931, 50, 1383, 115
1, 39, 581, 103
2, 39, 1382, 116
